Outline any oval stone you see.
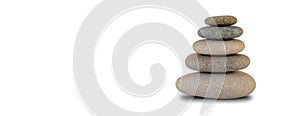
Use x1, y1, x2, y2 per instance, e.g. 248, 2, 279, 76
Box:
205, 15, 237, 26
193, 39, 245, 55
176, 71, 256, 99
185, 53, 250, 72
198, 26, 243, 40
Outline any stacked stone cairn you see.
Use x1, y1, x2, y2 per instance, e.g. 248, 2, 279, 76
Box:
176, 16, 256, 99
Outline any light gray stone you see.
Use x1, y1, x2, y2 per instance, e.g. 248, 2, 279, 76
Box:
193, 39, 245, 55
185, 53, 250, 72
198, 26, 243, 40
176, 71, 256, 99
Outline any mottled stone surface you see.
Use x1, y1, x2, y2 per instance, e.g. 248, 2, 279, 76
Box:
176, 71, 256, 99
198, 26, 243, 40
205, 15, 237, 26
193, 39, 245, 55
185, 53, 250, 72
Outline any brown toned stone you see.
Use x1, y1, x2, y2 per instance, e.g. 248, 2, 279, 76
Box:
205, 15, 237, 26
193, 39, 245, 55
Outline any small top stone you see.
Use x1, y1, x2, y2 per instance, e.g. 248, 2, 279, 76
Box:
205, 15, 237, 26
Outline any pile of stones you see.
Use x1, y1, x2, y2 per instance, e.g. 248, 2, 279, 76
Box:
176, 16, 256, 99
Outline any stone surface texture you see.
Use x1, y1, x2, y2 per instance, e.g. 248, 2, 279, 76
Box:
176, 71, 256, 99
198, 26, 243, 40
205, 15, 237, 26
185, 53, 250, 72
193, 39, 245, 55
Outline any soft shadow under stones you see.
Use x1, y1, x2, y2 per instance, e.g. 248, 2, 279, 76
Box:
179, 95, 253, 103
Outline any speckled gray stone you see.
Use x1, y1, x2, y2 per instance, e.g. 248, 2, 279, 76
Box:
198, 26, 243, 40
185, 53, 250, 72
193, 39, 245, 55
205, 16, 237, 26
176, 71, 256, 99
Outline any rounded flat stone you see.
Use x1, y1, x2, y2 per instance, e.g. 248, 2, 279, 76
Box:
176, 71, 256, 99
185, 53, 250, 72
205, 16, 237, 26
193, 39, 245, 55
198, 26, 243, 40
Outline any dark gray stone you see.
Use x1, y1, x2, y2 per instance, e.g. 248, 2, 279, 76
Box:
198, 26, 243, 40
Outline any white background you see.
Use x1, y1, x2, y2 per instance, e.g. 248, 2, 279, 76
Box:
1, 0, 300, 116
